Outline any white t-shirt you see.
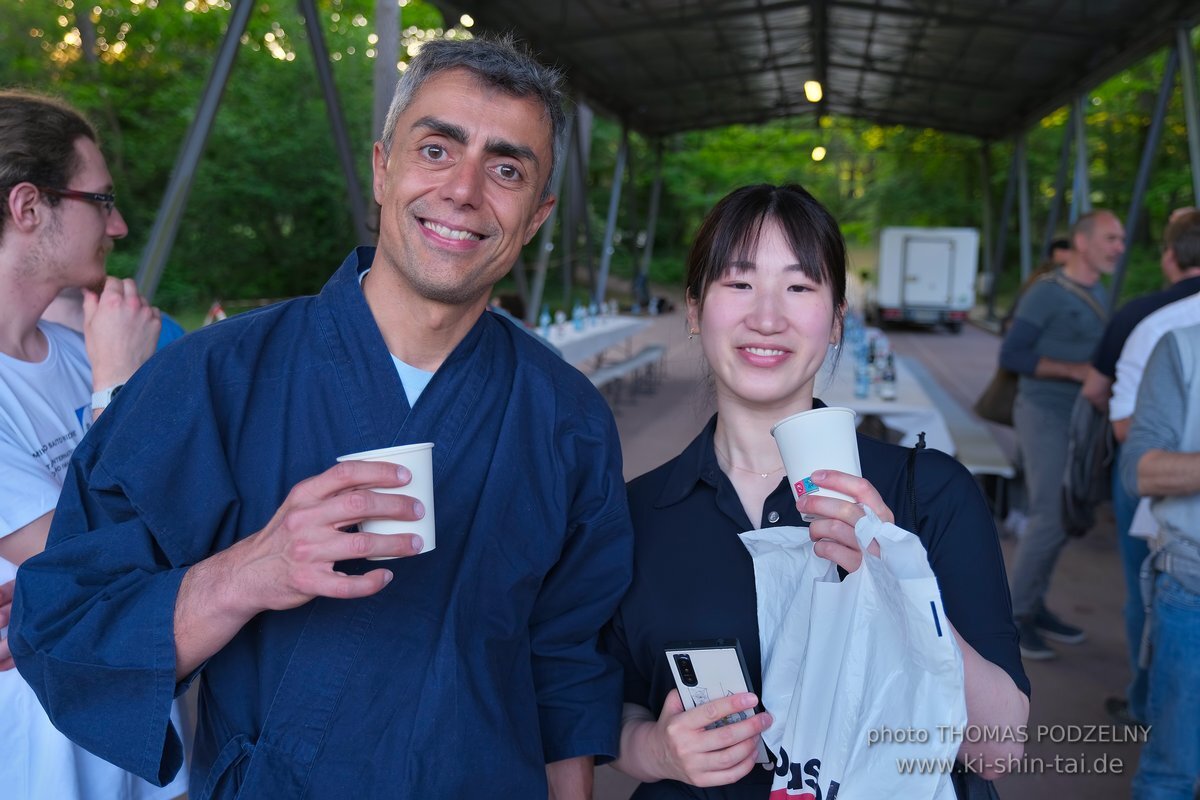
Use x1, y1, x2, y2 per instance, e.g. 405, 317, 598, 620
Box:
0, 322, 91, 537
391, 353, 435, 408
0, 324, 188, 800
1111, 293, 1200, 421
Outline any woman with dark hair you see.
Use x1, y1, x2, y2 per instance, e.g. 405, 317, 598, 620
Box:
605, 184, 1029, 798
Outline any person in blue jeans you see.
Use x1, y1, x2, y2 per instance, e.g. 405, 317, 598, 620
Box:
1122, 323, 1200, 800
1080, 208, 1200, 724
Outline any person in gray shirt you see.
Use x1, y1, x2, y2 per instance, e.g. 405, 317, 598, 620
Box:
1120, 322, 1200, 799
999, 209, 1123, 660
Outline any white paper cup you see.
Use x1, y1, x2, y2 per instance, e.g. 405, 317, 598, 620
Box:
337, 442, 435, 558
771, 407, 862, 522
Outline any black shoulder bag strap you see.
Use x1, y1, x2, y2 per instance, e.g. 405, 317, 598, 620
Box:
1047, 272, 1109, 323
907, 433, 1002, 800
905, 432, 926, 532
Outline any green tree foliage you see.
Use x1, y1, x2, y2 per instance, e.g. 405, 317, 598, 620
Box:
4, 2, 1196, 311
1, 0, 452, 310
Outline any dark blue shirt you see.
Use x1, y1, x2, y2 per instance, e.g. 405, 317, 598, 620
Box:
13, 248, 634, 799
1090, 275, 1200, 378
603, 412, 1028, 798
999, 270, 1108, 406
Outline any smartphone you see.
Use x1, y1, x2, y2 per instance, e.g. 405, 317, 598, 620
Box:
664, 638, 773, 764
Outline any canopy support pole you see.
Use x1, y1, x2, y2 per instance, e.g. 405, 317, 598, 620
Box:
135, 0, 255, 301
527, 111, 574, 323
1177, 26, 1200, 204
369, 0, 400, 238
1017, 132, 1032, 282
1042, 109, 1074, 257
1070, 93, 1091, 222
566, 104, 594, 308
1111, 46, 1178, 304
988, 143, 1018, 321
635, 140, 664, 309
372, 0, 399, 147
299, 0, 371, 246
979, 142, 994, 296
595, 125, 629, 305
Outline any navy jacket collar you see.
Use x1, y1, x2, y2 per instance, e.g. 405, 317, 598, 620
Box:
317, 246, 490, 453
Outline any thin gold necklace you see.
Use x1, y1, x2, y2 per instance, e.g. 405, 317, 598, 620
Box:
714, 444, 785, 480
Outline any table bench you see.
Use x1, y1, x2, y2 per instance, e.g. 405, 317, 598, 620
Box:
899, 357, 1015, 514
900, 359, 1013, 476
588, 344, 666, 405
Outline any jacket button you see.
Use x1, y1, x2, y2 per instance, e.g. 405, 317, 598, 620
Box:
767, 511, 780, 524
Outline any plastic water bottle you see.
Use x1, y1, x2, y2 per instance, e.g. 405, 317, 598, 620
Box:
879, 353, 898, 401
538, 304, 551, 338
854, 341, 871, 399
854, 359, 871, 399
572, 301, 585, 331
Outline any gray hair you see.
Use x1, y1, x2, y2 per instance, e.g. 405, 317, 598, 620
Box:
379, 35, 567, 200
1070, 209, 1117, 243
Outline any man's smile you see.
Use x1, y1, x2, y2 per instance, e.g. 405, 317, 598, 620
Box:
419, 218, 484, 242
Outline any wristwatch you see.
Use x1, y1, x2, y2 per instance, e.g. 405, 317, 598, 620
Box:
90, 383, 124, 411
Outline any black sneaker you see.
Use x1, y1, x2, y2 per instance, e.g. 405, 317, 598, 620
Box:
1034, 607, 1087, 644
1017, 619, 1056, 660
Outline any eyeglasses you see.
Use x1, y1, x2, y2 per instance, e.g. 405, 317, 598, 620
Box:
37, 186, 117, 215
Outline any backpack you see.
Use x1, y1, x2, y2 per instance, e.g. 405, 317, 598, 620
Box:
1061, 393, 1114, 538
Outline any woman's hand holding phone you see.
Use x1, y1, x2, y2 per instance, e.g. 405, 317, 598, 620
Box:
644, 688, 772, 787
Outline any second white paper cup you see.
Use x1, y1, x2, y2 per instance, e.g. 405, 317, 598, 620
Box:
337, 442, 435, 558
771, 407, 862, 522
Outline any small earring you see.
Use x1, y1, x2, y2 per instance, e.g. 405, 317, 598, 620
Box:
688, 328, 699, 340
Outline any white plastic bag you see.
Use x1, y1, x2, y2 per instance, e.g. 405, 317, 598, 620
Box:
740, 507, 966, 800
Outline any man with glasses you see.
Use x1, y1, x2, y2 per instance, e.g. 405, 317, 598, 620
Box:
0, 89, 184, 800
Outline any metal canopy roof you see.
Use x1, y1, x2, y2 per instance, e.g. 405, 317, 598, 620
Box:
431, 0, 1200, 139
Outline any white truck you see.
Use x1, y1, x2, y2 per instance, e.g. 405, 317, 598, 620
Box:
871, 227, 979, 333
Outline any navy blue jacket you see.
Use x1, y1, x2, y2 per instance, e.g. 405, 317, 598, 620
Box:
13, 248, 634, 799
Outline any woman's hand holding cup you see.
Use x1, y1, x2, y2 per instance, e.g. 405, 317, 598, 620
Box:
798, 469, 893, 572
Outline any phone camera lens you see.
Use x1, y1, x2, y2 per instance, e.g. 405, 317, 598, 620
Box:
673, 653, 699, 687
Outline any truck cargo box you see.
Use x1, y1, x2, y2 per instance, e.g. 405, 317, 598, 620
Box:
872, 227, 979, 333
